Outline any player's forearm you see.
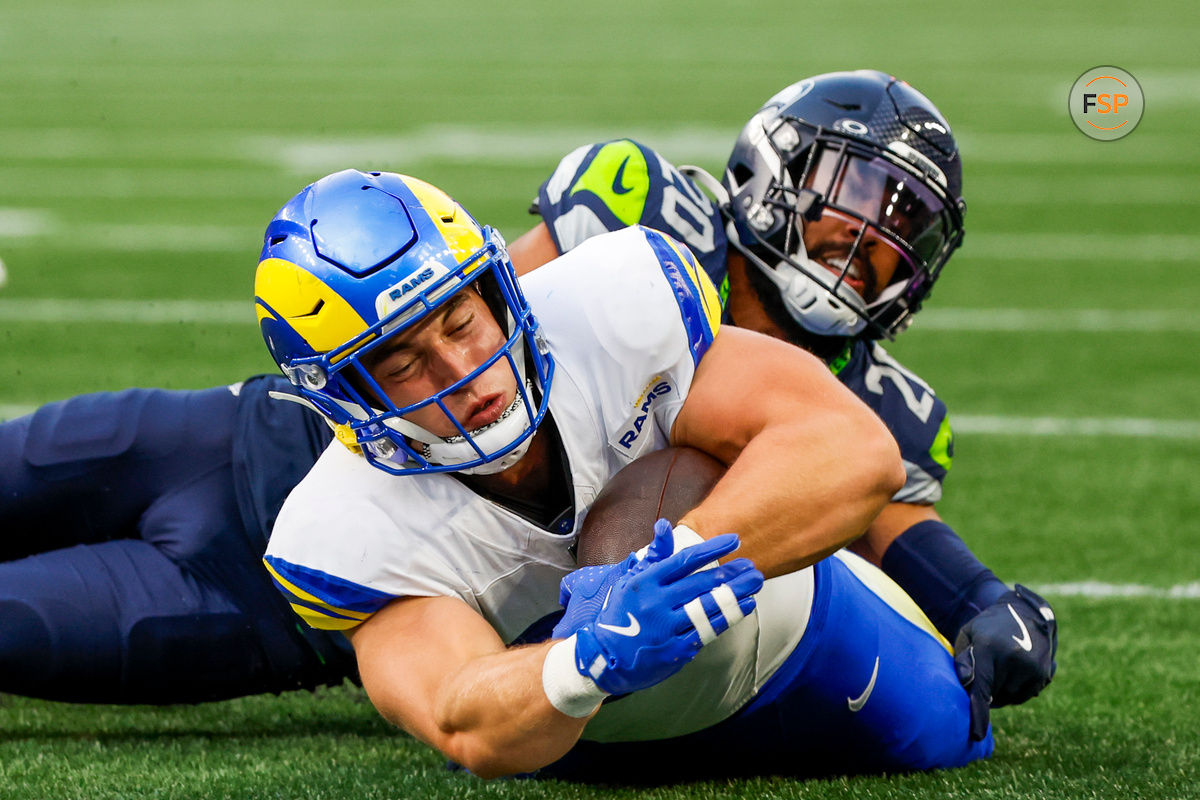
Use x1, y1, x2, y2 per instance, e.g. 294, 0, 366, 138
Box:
679, 416, 903, 579
879, 517, 1009, 639
429, 642, 591, 778
351, 599, 590, 779
672, 325, 904, 578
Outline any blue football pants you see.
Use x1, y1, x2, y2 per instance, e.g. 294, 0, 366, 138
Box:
543, 552, 993, 781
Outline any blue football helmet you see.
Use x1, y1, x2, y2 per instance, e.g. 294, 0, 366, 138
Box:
255, 169, 554, 476
721, 70, 965, 340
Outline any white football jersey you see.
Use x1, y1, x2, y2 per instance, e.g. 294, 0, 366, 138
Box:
264, 225, 814, 740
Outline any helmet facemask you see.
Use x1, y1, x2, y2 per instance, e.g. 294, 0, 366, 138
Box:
281, 227, 554, 477
728, 116, 964, 340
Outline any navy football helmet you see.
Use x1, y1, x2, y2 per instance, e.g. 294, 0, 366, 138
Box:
721, 70, 965, 340
255, 169, 554, 476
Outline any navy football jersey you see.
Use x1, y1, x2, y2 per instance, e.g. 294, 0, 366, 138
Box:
536, 140, 952, 502
829, 340, 952, 503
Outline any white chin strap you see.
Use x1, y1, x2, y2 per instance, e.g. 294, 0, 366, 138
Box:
417, 385, 536, 475
773, 255, 868, 338
724, 218, 868, 338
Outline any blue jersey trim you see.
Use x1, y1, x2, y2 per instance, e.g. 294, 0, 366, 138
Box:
641, 228, 718, 366
263, 554, 395, 616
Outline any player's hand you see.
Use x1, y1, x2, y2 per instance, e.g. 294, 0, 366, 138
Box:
553, 558, 639, 640
572, 519, 762, 696
553, 517, 722, 640
954, 584, 1058, 740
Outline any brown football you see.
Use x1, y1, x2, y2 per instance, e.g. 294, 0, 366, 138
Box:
576, 446, 726, 566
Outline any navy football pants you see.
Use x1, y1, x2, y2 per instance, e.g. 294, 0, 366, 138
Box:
0, 386, 354, 703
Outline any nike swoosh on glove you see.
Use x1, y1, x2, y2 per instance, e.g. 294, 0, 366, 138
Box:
954, 583, 1058, 741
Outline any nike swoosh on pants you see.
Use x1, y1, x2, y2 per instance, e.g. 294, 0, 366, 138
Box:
847, 656, 880, 712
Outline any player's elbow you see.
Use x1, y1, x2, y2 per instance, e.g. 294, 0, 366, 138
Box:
445, 742, 508, 780
441, 732, 551, 780
861, 413, 906, 503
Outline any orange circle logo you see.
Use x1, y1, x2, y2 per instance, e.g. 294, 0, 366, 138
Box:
1069, 66, 1144, 141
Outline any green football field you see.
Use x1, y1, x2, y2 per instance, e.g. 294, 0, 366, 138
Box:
1, 1, 1197, 797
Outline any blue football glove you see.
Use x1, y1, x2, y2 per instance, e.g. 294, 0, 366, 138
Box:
954, 584, 1058, 741
553, 518, 726, 639
553, 559, 639, 640
542, 519, 763, 716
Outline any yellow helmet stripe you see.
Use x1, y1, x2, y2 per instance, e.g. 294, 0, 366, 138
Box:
255, 257, 371, 354
397, 176, 487, 274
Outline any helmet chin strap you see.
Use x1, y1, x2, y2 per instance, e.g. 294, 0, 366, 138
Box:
419, 385, 536, 475
724, 218, 868, 338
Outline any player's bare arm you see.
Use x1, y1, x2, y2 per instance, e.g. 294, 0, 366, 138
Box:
851, 501, 943, 565
506, 222, 558, 275
348, 527, 761, 778
348, 595, 590, 778
670, 325, 905, 579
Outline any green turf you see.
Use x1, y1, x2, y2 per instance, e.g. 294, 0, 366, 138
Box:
1, 598, 1195, 800
1, 0, 1198, 796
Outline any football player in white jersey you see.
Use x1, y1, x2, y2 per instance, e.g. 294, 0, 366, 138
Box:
257, 169, 992, 780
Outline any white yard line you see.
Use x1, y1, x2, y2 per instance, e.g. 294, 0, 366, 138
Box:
1036, 582, 1200, 599
2, 299, 1196, 334
953, 415, 1200, 439
0, 404, 36, 420
0, 298, 251, 324
3, 397, 1195, 441
0, 208, 55, 237
2, 125, 1195, 171
3, 213, 1196, 261
964, 233, 1199, 262
915, 308, 1200, 333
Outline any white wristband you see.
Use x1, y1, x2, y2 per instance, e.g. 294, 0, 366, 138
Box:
541, 636, 609, 718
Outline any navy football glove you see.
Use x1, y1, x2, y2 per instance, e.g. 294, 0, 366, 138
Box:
954, 584, 1058, 741
542, 519, 763, 716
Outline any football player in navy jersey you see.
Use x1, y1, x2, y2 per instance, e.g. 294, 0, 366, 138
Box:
507, 70, 1056, 740
1, 71, 1053, 737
